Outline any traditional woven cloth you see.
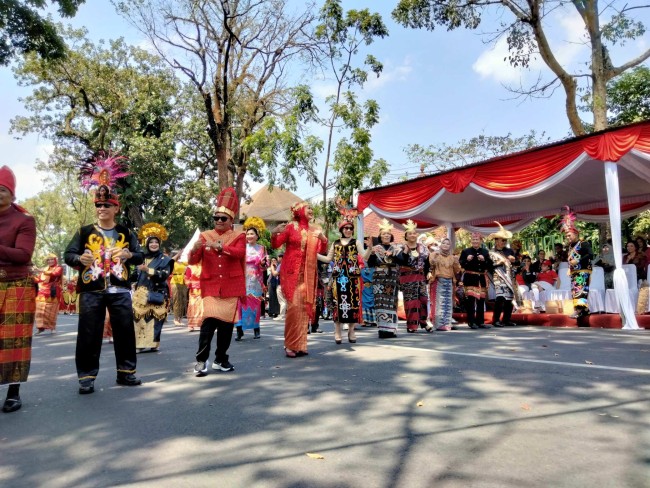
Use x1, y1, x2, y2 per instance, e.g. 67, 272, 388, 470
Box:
35, 298, 59, 330
374, 267, 399, 334
0, 278, 36, 384
431, 277, 454, 329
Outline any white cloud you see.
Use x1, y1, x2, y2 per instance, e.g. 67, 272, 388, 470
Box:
472, 8, 588, 83
364, 56, 414, 91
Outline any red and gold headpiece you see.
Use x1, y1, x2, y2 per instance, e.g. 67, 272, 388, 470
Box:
335, 197, 358, 231
214, 187, 239, 219
138, 222, 169, 245
560, 206, 578, 235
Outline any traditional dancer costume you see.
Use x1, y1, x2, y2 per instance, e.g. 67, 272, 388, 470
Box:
235, 216, 267, 340
64, 153, 144, 393
367, 219, 400, 338
132, 223, 174, 351
396, 220, 429, 333
34, 254, 63, 333
271, 202, 328, 356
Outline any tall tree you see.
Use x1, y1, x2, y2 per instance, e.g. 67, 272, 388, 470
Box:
313, 0, 389, 231
606, 65, 650, 127
393, 1, 650, 135
404, 130, 548, 173
11, 27, 184, 231
116, 0, 319, 205
0, 0, 84, 65
21, 170, 95, 263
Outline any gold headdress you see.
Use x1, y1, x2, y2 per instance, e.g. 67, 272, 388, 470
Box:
404, 219, 418, 233
486, 221, 513, 241
243, 216, 266, 234
378, 218, 394, 234
138, 222, 169, 245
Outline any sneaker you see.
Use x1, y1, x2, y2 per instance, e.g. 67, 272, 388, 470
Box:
78, 379, 95, 394
212, 361, 234, 372
194, 361, 208, 376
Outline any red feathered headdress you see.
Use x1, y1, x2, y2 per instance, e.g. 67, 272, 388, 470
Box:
78, 152, 129, 206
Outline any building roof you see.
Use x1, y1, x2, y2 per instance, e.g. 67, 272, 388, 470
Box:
239, 185, 304, 223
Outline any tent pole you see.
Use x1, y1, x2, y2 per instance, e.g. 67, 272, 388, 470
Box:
604, 161, 640, 329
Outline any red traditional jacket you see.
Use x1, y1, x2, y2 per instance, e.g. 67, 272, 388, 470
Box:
188, 228, 246, 299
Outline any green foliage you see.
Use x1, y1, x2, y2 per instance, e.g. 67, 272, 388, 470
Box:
630, 211, 650, 239
241, 85, 322, 191
21, 171, 95, 263
607, 66, 650, 126
314, 0, 389, 231
10, 26, 203, 245
404, 130, 548, 173
0, 0, 84, 65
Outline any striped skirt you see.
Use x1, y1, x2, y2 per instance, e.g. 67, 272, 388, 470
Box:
1, 278, 36, 385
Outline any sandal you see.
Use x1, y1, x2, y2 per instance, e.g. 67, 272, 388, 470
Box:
285, 348, 297, 358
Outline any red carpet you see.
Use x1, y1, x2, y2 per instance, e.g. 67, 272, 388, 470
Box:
452, 311, 650, 329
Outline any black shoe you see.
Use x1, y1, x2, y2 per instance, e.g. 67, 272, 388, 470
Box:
235, 326, 244, 341
469, 324, 479, 329
116, 374, 142, 386
254, 328, 261, 339
2, 397, 22, 412
493, 321, 505, 327
78, 380, 95, 395
505, 321, 517, 327
478, 323, 492, 329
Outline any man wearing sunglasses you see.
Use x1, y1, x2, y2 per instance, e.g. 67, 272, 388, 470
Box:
189, 187, 246, 376
65, 182, 144, 394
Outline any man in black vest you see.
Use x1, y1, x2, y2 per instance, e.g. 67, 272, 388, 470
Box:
65, 174, 144, 394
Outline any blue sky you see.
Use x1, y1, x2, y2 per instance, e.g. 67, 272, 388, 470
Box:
1, 1, 649, 203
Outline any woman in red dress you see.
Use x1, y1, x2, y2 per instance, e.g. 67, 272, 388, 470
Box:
35, 254, 63, 334
271, 203, 328, 358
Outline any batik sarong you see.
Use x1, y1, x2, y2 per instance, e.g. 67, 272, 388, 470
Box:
0, 278, 36, 384
332, 274, 361, 324
374, 266, 399, 334
571, 270, 591, 310
399, 268, 428, 331
430, 277, 454, 329
35, 296, 59, 330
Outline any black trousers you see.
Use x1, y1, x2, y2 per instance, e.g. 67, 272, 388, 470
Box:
464, 296, 485, 326
195, 318, 233, 364
493, 296, 513, 323
76, 291, 137, 381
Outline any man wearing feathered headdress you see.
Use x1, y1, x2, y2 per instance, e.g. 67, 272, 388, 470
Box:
486, 222, 521, 327
459, 232, 493, 329
189, 187, 246, 375
560, 207, 592, 319
65, 153, 144, 394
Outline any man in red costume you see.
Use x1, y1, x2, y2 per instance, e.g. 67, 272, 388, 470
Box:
271, 202, 328, 358
190, 187, 246, 376
0, 165, 36, 413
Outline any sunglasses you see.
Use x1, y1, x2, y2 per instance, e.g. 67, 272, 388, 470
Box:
95, 203, 114, 209
342, 227, 354, 231
213, 215, 229, 222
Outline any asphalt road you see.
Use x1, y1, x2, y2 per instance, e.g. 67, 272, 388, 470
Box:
1, 315, 649, 488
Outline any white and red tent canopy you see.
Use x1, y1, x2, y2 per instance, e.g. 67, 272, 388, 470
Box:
357, 121, 650, 234
356, 120, 650, 329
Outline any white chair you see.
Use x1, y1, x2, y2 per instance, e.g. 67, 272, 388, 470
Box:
547, 262, 572, 301
587, 266, 605, 313
605, 264, 638, 314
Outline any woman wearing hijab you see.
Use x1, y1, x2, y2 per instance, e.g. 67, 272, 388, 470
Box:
35, 254, 63, 334
132, 223, 174, 352
234, 217, 268, 341
271, 203, 328, 358
428, 238, 461, 331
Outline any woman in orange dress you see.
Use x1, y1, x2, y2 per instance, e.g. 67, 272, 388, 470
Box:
271, 203, 328, 358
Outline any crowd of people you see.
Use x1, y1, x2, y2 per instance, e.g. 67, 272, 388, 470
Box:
1, 158, 649, 413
